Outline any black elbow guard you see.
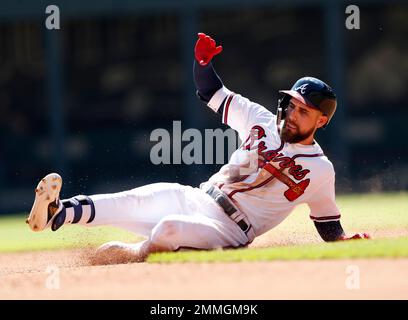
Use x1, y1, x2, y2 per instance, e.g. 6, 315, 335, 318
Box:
196, 90, 209, 104
314, 221, 345, 242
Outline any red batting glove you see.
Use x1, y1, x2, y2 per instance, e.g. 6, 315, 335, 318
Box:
340, 233, 371, 241
194, 33, 223, 66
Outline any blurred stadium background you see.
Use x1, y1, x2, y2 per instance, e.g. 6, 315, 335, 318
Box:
0, 0, 407, 215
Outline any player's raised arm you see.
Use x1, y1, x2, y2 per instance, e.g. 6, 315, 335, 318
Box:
193, 32, 224, 111
193, 33, 273, 142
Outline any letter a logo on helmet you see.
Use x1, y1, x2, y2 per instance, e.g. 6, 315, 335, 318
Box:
294, 83, 309, 94
278, 77, 337, 127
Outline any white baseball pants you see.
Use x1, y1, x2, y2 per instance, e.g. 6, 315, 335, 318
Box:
83, 183, 249, 251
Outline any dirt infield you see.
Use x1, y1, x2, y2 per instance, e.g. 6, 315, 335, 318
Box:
0, 247, 407, 300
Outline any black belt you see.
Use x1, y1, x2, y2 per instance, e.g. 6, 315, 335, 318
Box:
205, 185, 251, 234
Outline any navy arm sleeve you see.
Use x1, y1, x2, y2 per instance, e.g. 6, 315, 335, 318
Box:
193, 60, 225, 114
314, 220, 346, 242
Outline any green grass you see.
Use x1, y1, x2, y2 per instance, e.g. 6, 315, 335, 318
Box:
0, 192, 407, 261
335, 192, 408, 229
148, 237, 408, 263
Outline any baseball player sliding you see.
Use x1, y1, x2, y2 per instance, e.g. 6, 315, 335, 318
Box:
27, 33, 370, 264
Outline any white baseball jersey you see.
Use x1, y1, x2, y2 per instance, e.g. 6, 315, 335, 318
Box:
204, 86, 341, 237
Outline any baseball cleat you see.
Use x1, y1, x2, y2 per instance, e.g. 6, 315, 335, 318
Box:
26, 173, 63, 232
91, 240, 148, 265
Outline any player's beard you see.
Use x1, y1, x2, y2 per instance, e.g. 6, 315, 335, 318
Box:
280, 120, 315, 144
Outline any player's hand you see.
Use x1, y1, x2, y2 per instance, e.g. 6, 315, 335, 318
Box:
194, 32, 223, 66
340, 233, 371, 241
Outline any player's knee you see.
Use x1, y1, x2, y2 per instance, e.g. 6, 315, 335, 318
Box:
150, 217, 182, 248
